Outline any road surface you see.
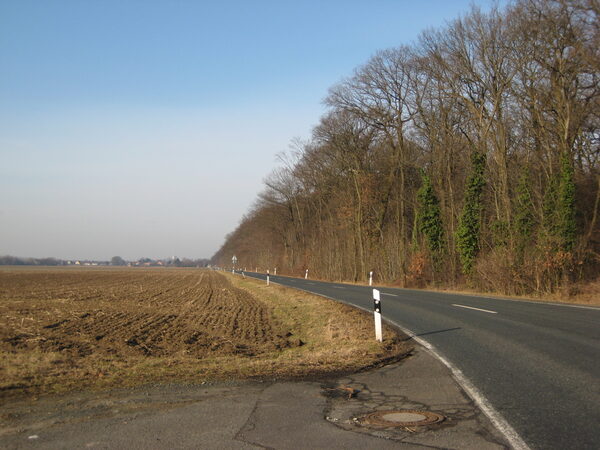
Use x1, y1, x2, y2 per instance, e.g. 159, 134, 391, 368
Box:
241, 271, 600, 450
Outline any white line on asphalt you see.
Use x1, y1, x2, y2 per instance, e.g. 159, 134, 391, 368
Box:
244, 272, 529, 449
392, 322, 530, 450
382, 293, 398, 297
453, 304, 497, 314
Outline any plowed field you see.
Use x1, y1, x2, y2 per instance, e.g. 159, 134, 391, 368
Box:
0, 269, 294, 395
1, 269, 290, 358
0, 267, 407, 399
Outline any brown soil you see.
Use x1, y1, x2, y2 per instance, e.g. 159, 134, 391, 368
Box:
0, 268, 408, 399
1, 269, 290, 359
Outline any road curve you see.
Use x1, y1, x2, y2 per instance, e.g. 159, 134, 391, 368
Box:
241, 271, 600, 450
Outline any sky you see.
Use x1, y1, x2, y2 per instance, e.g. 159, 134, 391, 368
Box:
0, 0, 503, 261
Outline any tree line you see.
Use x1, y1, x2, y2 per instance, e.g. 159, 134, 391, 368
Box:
0, 256, 65, 266
213, 0, 599, 296
0, 255, 211, 267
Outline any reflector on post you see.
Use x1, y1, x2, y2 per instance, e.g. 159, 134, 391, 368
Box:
373, 289, 382, 342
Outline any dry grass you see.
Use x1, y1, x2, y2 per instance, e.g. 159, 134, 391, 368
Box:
0, 268, 409, 399
229, 274, 407, 377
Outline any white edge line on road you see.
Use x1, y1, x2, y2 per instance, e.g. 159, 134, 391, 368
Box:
474, 295, 600, 311
241, 273, 531, 450
523, 301, 600, 311
382, 293, 398, 297
452, 304, 498, 314
391, 321, 531, 450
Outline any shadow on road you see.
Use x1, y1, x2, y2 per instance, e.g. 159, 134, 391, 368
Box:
402, 327, 462, 341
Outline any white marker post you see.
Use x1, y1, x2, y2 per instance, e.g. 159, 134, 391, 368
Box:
305, 269, 309, 279
274, 267, 277, 275
369, 271, 373, 286
373, 289, 382, 342
266, 269, 270, 286
242, 272, 245, 278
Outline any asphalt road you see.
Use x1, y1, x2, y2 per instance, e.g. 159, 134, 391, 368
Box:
240, 271, 600, 450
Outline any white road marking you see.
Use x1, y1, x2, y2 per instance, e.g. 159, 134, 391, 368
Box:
453, 304, 497, 314
497, 299, 600, 311
382, 293, 398, 297
341, 300, 530, 450
392, 322, 530, 450
245, 272, 529, 449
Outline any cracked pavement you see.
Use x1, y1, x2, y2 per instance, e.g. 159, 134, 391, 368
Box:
1, 348, 510, 449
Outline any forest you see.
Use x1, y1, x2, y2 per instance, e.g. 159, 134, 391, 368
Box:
213, 0, 599, 297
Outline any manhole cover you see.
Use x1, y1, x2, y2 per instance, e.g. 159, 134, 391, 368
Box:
382, 412, 427, 422
361, 410, 444, 427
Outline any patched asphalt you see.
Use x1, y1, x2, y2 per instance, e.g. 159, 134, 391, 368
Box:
0, 346, 510, 449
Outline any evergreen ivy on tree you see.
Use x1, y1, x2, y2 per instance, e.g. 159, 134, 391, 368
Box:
542, 173, 559, 241
416, 170, 444, 255
457, 152, 486, 274
542, 152, 577, 252
557, 151, 577, 252
514, 168, 535, 256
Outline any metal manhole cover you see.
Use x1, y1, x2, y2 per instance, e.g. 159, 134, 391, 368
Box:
361, 410, 445, 427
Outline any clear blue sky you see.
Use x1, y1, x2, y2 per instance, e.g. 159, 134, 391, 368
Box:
1, 0, 502, 261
